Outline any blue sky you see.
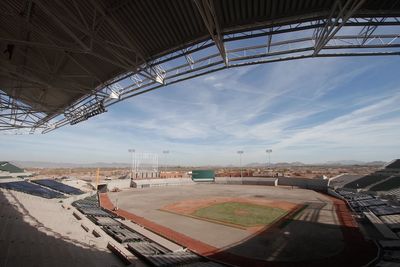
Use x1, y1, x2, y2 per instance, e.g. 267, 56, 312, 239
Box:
1, 56, 400, 166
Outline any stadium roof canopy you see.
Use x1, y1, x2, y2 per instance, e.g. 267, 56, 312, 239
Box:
1, 0, 400, 134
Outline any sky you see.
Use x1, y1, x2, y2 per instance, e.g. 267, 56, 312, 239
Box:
1, 56, 400, 166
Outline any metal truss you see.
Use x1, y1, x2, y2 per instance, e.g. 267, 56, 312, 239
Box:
194, 0, 228, 66
0, 90, 50, 134
2, 14, 400, 134
313, 0, 367, 55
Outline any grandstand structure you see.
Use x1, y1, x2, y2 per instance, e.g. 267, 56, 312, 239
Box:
332, 159, 400, 199
333, 188, 400, 265
3, 163, 400, 265
1, 0, 400, 134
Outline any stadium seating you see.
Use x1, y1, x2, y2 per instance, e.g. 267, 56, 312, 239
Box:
344, 174, 390, 189
72, 194, 117, 220
385, 160, 400, 169
32, 179, 84, 195
103, 225, 143, 243
73, 195, 219, 267
369, 206, 400, 216
0, 181, 63, 199
370, 177, 400, 192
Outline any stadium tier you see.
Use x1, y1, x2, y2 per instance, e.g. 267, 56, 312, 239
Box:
370, 177, 400, 192
32, 179, 84, 195
0, 181, 63, 199
369, 206, 400, 217
344, 174, 390, 189
329, 175, 363, 188
386, 160, 400, 170
73, 194, 216, 267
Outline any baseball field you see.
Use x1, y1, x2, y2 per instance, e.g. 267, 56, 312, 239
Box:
107, 183, 348, 263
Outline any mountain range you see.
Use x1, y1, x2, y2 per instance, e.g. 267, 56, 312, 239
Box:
7, 160, 387, 168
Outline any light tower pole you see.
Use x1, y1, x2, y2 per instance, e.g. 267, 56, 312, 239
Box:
266, 149, 272, 169
162, 150, 170, 173
237, 150, 244, 178
128, 149, 135, 179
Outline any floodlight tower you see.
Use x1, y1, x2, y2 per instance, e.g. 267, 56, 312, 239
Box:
237, 150, 244, 178
162, 150, 170, 173
128, 149, 135, 179
266, 149, 272, 169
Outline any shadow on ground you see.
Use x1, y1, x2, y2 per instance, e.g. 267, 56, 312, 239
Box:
207, 193, 378, 267
0, 189, 123, 267
102, 190, 377, 267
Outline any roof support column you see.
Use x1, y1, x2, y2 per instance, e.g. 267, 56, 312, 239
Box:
194, 0, 228, 66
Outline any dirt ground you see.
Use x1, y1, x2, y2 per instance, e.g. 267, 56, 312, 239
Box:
108, 184, 347, 262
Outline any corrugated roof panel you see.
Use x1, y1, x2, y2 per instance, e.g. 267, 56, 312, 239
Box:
1, 0, 399, 121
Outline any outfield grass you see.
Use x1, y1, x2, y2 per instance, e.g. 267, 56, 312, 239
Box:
192, 202, 288, 227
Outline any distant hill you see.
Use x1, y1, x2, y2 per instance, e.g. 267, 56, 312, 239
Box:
10, 161, 131, 168
9, 159, 386, 169
245, 160, 385, 167
323, 160, 385, 166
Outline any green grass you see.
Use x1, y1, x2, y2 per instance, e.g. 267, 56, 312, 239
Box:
192, 202, 288, 227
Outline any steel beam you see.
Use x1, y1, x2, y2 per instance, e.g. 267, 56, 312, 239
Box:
194, 0, 228, 66
313, 0, 367, 55
1, 12, 400, 134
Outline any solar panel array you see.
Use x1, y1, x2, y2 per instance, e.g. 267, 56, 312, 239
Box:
32, 179, 84, 195
0, 181, 63, 199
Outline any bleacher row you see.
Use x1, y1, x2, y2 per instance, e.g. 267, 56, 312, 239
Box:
370, 177, 400, 192
344, 174, 391, 189
0, 179, 84, 199
340, 160, 400, 196
72, 195, 224, 267
335, 189, 400, 266
386, 160, 400, 169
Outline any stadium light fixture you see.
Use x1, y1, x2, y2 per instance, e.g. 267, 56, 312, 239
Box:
162, 150, 170, 173
237, 150, 244, 178
128, 149, 135, 179
66, 102, 107, 125
266, 149, 272, 169
109, 91, 120, 99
